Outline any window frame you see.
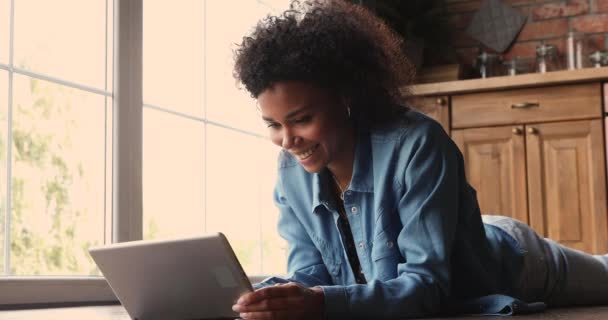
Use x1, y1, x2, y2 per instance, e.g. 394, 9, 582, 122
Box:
0, 0, 272, 306
0, 0, 140, 306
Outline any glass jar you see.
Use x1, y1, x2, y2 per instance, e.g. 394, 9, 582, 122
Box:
536, 43, 561, 73
588, 51, 608, 68
475, 51, 502, 78
503, 57, 529, 76
566, 31, 585, 70
587, 34, 608, 68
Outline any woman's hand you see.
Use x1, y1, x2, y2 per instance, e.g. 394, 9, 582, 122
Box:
233, 282, 325, 320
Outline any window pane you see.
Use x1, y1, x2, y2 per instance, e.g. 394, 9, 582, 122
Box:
206, 1, 290, 135
258, 140, 285, 275
105, 0, 113, 92
0, 0, 9, 64
13, 0, 106, 89
0, 70, 7, 273
143, 2, 204, 118
143, 108, 205, 240
11, 74, 106, 276
206, 125, 280, 275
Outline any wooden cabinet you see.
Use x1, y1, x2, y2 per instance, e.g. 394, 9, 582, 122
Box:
447, 83, 608, 254
411, 69, 608, 254
526, 120, 607, 253
452, 125, 528, 224
411, 95, 450, 135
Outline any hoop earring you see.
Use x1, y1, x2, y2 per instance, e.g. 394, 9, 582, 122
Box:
347, 106, 351, 118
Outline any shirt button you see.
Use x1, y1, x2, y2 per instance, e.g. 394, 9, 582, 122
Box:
358, 242, 364, 249
351, 207, 358, 214
386, 241, 394, 248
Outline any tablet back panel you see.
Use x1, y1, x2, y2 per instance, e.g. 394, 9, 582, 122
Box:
90, 233, 252, 320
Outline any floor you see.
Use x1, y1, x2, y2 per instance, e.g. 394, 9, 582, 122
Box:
425, 305, 608, 320
0, 304, 608, 319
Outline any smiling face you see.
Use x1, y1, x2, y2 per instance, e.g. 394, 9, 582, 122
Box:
258, 81, 355, 175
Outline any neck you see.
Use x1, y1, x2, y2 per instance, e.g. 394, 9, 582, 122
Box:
327, 128, 356, 192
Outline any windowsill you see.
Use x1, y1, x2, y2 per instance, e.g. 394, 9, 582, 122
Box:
0, 304, 131, 319
0, 277, 116, 306
0, 275, 274, 308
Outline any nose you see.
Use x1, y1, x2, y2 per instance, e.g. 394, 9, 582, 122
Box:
282, 128, 294, 149
281, 128, 300, 149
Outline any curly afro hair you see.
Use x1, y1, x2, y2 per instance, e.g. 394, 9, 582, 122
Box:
233, 0, 415, 128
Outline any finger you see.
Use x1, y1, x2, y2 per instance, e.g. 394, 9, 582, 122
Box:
236, 291, 256, 305
267, 282, 301, 295
239, 310, 294, 320
237, 283, 300, 305
239, 310, 273, 320
233, 296, 304, 312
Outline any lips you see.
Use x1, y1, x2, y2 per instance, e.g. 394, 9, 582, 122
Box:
293, 144, 319, 161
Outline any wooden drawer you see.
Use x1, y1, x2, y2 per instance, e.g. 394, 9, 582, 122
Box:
452, 83, 602, 129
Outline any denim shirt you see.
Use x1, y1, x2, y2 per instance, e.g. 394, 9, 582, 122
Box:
260, 110, 525, 319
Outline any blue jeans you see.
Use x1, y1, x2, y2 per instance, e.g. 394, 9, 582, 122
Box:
482, 215, 608, 306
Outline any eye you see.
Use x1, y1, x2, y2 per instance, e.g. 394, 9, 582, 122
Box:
294, 115, 312, 124
266, 122, 280, 129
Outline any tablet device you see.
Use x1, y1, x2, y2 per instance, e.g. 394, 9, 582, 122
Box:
89, 233, 252, 320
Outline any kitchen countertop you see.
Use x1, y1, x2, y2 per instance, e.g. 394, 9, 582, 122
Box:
409, 67, 608, 96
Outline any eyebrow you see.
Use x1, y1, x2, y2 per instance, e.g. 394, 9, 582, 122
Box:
261, 105, 310, 122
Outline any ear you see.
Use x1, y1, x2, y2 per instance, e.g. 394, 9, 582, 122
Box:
338, 95, 352, 108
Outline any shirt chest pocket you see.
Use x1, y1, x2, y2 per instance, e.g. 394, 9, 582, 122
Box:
321, 253, 342, 284
371, 236, 401, 281
311, 234, 343, 284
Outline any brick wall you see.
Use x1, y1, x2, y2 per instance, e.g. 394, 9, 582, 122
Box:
435, 0, 608, 78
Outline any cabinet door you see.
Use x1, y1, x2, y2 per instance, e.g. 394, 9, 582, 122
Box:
526, 120, 608, 254
452, 125, 528, 223
411, 96, 450, 135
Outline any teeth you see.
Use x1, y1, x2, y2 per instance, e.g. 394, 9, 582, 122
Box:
296, 144, 318, 160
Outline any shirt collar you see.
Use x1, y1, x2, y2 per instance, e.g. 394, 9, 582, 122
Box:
311, 169, 332, 214
349, 129, 374, 193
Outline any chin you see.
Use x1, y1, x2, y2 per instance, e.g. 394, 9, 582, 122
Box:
301, 163, 325, 174
299, 157, 328, 174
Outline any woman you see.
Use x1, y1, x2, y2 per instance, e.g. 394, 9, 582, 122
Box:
230, 1, 608, 319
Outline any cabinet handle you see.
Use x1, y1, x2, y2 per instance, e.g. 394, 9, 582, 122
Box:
512, 127, 523, 135
527, 127, 538, 134
436, 97, 446, 106
511, 102, 540, 109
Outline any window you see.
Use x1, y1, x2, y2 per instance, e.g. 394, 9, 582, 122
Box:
0, 0, 9, 64
142, 1, 289, 276
10, 74, 108, 276
1, 0, 289, 305
2, 0, 113, 278
1, 70, 7, 273
142, 1, 206, 240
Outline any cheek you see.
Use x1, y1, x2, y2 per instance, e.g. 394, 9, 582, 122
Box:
317, 123, 340, 148
269, 130, 283, 147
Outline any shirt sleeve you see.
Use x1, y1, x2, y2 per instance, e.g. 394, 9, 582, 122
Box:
269, 176, 335, 288
320, 121, 462, 318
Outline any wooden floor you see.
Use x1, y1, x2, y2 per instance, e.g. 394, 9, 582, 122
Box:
0, 304, 608, 319
425, 305, 608, 320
